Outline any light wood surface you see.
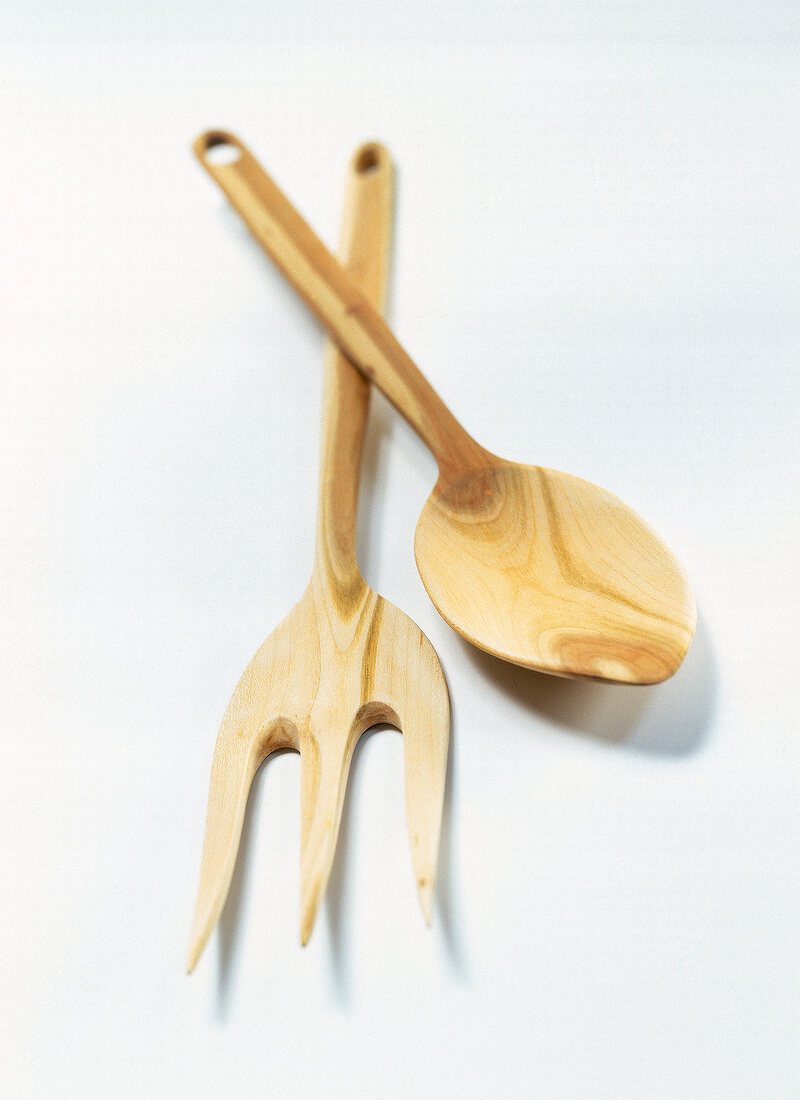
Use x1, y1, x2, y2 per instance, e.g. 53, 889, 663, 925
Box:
186, 143, 450, 972
194, 131, 696, 684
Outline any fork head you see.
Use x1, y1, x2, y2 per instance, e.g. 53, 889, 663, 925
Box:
186, 576, 449, 970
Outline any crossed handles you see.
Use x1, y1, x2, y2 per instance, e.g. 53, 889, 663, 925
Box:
188, 127, 697, 969
186, 138, 450, 971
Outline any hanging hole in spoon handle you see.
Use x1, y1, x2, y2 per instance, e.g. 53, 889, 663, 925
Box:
193, 129, 490, 483
199, 132, 244, 166
193, 130, 261, 189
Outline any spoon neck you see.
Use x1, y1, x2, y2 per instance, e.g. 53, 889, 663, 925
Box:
353, 326, 492, 481
433, 419, 494, 484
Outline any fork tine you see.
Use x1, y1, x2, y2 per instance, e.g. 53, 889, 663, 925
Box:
298, 729, 357, 946
186, 716, 296, 973
404, 726, 449, 925
399, 640, 450, 924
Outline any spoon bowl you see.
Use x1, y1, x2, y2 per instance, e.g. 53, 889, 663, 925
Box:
416, 461, 694, 683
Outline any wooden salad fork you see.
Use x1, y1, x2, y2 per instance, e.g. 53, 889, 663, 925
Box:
186, 143, 449, 972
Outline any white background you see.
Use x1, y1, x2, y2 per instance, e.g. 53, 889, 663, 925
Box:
2, 4, 798, 1097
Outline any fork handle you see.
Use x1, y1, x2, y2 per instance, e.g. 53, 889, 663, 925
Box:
194, 131, 490, 484
314, 142, 393, 585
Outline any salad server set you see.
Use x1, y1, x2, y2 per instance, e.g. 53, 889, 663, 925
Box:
187, 131, 695, 971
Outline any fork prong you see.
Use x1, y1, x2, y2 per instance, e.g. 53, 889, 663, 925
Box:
382, 624, 446, 924
298, 730, 357, 946
186, 734, 260, 973
399, 639, 450, 924
186, 717, 295, 973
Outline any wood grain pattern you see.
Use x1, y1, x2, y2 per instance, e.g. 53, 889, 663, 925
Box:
415, 464, 693, 683
194, 131, 696, 684
186, 143, 449, 973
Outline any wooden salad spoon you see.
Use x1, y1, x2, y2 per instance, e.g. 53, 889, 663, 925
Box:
194, 131, 696, 685
187, 143, 449, 971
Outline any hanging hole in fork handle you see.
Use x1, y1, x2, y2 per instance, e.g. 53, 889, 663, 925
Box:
354, 144, 382, 174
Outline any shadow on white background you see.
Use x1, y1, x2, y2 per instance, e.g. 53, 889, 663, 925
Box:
461, 610, 717, 757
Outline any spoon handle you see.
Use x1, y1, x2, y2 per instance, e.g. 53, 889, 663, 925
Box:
194, 131, 490, 483
313, 142, 393, 589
